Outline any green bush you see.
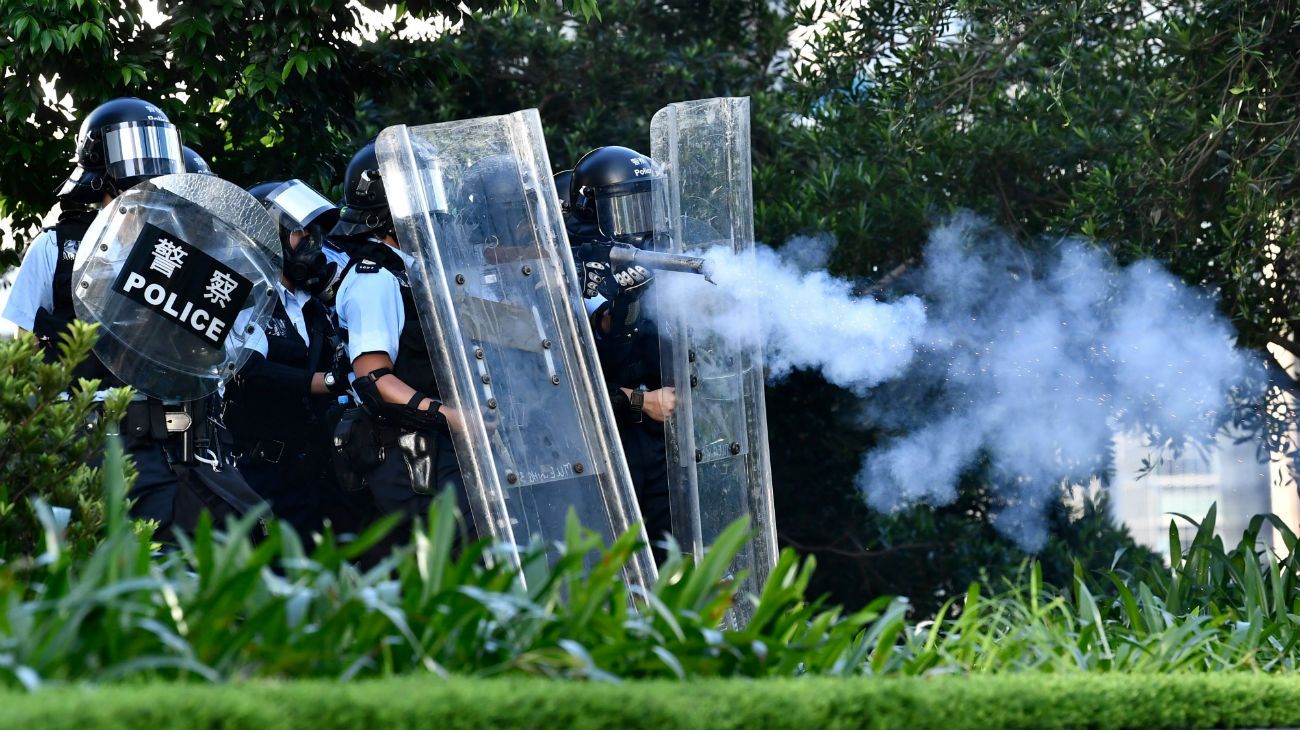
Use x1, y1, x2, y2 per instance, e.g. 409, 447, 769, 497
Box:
6, 674, 1300, 730
0, 324, 132, 558
0, 468, 886, 689
6, 458, 1300, 690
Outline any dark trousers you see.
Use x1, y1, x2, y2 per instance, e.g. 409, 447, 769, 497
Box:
239, 448, 325, 543
124, 439, 180, 533
120, 437, 267, 544
366, 426, 475, 556
621, 422, 672, 564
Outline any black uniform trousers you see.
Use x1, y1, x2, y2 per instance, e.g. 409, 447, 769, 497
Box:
619, 419, 672, 564
364, 423, 476, 558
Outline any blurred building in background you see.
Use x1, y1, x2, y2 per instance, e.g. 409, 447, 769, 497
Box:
1110, 431, 1281, 559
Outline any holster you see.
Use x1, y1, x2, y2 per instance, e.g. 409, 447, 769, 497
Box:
332, 408, 385, 492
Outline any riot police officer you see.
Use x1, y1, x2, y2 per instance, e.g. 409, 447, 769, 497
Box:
566, 145, 676, 560
3, 97, 264, 537
330, 140, 474, 547
224, 180, 354, 540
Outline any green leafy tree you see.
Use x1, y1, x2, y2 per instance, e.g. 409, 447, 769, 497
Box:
0, 0, 598, 263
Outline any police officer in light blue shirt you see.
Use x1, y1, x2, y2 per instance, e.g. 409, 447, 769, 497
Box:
2, 97, 266, 537
329, 140, 474, 549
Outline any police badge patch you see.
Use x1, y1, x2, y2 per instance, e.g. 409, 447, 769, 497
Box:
62, 239, 79, 261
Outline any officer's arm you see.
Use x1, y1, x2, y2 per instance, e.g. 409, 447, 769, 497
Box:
353, 352, 464, 431
3, 231, 58, 335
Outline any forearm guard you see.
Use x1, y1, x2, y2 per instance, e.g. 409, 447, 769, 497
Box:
352, 367, 448, 432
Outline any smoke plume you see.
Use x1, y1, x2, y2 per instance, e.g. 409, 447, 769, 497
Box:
652, 213, 1258, 550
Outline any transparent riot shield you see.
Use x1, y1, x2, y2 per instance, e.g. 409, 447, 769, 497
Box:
651, 97, 777, 625
72, 173, 282, 400
376, 112, 655, 590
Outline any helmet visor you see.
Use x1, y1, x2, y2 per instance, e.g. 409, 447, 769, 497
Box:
595, 188, 656, 240
265, 179, 336, 231
103, 120, 184, 180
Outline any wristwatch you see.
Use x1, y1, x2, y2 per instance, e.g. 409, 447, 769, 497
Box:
629, 388, 645, 423
323, 371, 340, 393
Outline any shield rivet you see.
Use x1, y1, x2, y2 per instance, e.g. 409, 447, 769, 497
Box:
474, 348, 484, 359
455, 274, 465, 285
506, 471, 518, 485
730, 442, 741, 455
690, 374, 699, 388
573, 463, 584, 474
551, 375, 561, 385
486, 398, 498, 409
79, 281, 89, 289
481, 374, 491, 384
541, 339, 552, 349
99, 244, 108, 252
245, 325, 255, 334
694, 449, 703, 463
688, 349, 696, 363
119, 206, 127, 214
266, 288, 275, 297
521, 265, 532, 276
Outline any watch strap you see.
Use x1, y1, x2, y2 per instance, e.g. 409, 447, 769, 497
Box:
629, 388, 645, 423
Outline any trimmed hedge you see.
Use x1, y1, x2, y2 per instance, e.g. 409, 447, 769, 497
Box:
3, 674, 1300, 729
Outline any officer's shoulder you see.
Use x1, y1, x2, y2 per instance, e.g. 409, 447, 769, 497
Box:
354, 259, 383, 274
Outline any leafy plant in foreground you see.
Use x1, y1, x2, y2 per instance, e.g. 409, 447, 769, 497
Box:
0, 444, 887, 690
0, 324, 132, 559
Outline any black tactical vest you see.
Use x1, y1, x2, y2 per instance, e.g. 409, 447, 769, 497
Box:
39, 209, 126, 387
224, 293, 338, 445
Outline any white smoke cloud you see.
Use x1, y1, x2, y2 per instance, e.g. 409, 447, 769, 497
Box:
651, 213, 1259, 550
652, 235, 927, 390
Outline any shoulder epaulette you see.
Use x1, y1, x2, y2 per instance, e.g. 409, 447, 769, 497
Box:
355, 260, 382, 274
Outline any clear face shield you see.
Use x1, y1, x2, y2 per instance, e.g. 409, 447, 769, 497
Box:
99, 120, 185, 181
593, 178, 657, 246
263, 180, 339, 294
264, 179, 336, 234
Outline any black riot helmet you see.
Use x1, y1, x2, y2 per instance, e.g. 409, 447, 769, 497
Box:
570, 146, 662, 246
57, 97, 185, 204
249, 179, 340, 295
553, 169, 573, 213
182, 146, 214, 175
330, 140, 390, 241
460, 154, 534, 246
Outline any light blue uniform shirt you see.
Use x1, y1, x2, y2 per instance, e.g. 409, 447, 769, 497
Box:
2, 229, 59, 331
334, 248, 413, 368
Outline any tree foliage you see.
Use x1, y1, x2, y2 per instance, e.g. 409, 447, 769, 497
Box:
0, 0, 598, 264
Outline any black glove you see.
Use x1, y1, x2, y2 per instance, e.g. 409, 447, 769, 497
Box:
575, 242, 613, 299
325, 342, 353, 396
603, 263, 655, 301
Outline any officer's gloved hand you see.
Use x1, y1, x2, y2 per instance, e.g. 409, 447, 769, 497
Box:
575, 242, 613, 299
326, 344, 353, 396
600, 263, 655, 302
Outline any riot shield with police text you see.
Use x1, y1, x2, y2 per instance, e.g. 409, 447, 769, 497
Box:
376, 112, 655, 589
651, 97, 776, 625
73, 173, 282, 400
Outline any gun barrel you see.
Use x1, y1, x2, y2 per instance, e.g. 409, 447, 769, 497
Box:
609, 246, 714, 281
